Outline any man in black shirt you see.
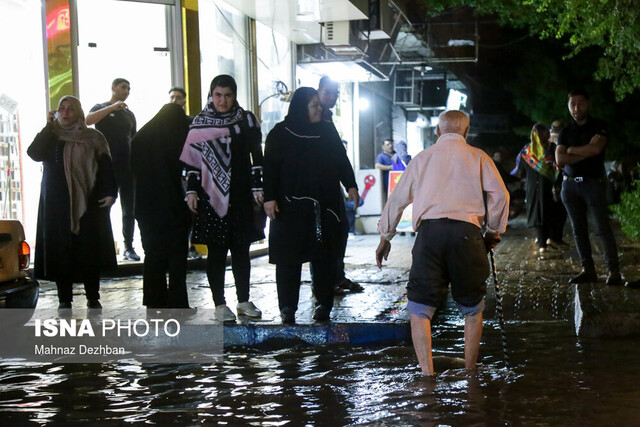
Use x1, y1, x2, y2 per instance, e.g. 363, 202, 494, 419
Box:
556, 88, 621, 285
316, 76, 363, 294
87, 78, 140, 261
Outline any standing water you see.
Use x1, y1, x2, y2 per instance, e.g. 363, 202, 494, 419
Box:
2, 317, 640, 424
4, 229, 640, 424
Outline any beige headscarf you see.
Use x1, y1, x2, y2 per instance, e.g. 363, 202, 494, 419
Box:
52, 96, 111, 234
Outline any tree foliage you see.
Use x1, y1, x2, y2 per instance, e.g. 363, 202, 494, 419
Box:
612, 179, 640, 241
419, 0, 640, 100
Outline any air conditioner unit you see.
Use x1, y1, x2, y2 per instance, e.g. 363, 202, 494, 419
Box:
322, 21, 350, 46
362, 0, 394, 40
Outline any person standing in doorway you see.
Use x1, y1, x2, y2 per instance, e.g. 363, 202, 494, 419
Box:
555, 88, 621, 286
86, 78, 140, 261
376, 110, 509, 376
169, 86, 187, 110
375, 138, 395, 197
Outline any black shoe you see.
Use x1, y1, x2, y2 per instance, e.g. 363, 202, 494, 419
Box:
58, 301, 71, 309
87, 300, 102, 309
606, 272, 622, 286
281, 311, 295, 325
340, 278, 364, 293
123, 248, 141, 261
313, 305, 331, 322
569, 270, 598, 284
625, 279, 640, 289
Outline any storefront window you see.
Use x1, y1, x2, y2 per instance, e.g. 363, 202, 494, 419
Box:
256, 21, 293, 137
198, 0, 251, 111
297, 67, 356, 168
0, 0, 47, 241
76, 0, 172, 127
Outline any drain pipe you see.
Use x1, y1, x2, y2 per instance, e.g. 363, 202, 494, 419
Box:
490, 249, 511, 369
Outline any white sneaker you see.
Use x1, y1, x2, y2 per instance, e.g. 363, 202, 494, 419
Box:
215, 305, 236, 321
237, 301, 262, 318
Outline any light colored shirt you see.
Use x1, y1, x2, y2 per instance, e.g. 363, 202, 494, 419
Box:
377, 133, 509, 240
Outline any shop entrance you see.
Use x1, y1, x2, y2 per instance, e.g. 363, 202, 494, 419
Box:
75, 0, 178, 255
76, 0, 176, 126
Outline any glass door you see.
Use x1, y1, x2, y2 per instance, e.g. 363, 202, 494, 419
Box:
75, 0, 175, 254
76, 0, 173, 127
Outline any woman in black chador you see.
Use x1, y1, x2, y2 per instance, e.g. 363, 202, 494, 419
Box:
180, 74, 265, 321
263, 87, 358, 324
512, 123, 564, 254
28, 95, 117, 309
131, 103, 191, 308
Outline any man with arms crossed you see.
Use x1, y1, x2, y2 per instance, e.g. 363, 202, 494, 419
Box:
376, 110, 509, 376
555, 88, 621, 286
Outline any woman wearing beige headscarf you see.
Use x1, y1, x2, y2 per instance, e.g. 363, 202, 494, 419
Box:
28, 96, 118, 309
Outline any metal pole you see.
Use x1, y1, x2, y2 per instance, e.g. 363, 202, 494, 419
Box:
490, 248, 510, 369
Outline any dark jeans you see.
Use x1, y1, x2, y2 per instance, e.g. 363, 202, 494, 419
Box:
561, 179, 619, 273
276, 259, 337, 314
140, 223, 189, 308
344, 198, 363, 233
206, 242, 251, 306
115, 168, 136, 249
56, 269, 100, 303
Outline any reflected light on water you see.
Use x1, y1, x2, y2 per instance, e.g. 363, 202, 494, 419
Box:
2, 321, 640, 424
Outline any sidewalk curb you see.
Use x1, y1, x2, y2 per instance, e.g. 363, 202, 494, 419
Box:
103, 247, 270, 278
224, 322, 411, 347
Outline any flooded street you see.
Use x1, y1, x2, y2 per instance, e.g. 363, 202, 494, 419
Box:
3, 318, 640, 424
3, 226, 640, 424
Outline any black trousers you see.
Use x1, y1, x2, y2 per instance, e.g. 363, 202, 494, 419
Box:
561, 178, 619, 273
276, 259, 336, 314
550, 199, 568, 242
535, 200, 568, 247
56, 269, 100, 303
206, 242, 251, 306
115, 168, 136, 249
310, 223, 349, 286
140, 223, 189, 308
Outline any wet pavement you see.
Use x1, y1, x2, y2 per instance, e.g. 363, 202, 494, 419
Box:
9, 218, 640, 425
33, 216, 640, 340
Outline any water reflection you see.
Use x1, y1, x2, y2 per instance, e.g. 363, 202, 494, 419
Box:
2, 321, 640, 424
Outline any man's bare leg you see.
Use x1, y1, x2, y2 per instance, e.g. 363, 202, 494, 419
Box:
464, 312, 483, 370
410, 313, 434, 376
